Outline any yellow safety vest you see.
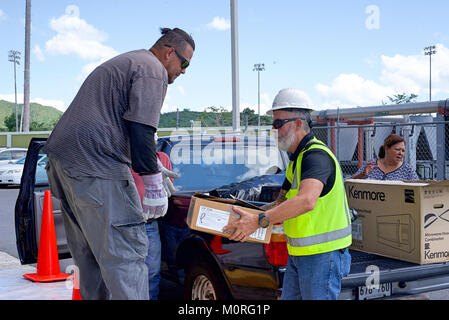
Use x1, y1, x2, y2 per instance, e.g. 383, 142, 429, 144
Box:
283, 138, 352, 256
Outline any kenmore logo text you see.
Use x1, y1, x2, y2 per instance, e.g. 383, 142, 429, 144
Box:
425, 250, 449, 260
348, 186, 386, 201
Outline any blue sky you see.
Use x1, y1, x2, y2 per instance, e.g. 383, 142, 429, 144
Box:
1, 0, 449, 115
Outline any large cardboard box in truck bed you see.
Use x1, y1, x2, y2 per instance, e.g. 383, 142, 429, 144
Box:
345, 179, 449, 264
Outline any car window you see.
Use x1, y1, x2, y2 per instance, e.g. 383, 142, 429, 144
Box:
35, 152, 49, 186
168, 140, 285, 191
29, 138, 286, 190
38, 155, 49, 164
0, 150, 12, 160
14, 156, 27, 165
12, 150, 27, 159
15, 154, 43, 165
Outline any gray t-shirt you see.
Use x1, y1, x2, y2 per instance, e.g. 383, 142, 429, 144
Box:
43, 49, 168, 180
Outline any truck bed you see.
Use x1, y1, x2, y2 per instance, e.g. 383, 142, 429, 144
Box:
349, 250, 416, 274
341, 249, 449, 299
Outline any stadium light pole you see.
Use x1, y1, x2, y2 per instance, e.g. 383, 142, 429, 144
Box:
424, 45, 436, 102
253, 63, 265, 127
8, 50, 21, 132
22, 0, 31, 132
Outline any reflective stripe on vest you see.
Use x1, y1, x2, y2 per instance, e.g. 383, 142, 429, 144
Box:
284, 138, 352, 255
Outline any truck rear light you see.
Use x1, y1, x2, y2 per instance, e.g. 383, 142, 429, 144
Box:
210, 235, 231, 255
264, 224, 288, 267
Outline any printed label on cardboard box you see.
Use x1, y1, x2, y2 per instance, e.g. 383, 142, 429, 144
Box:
196, 206, 229, 232
249, 226, 268, 241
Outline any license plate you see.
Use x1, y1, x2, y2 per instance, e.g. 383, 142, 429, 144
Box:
358, 282, 392, 300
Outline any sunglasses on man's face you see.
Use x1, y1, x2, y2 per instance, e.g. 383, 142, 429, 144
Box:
164, 45, 189, 69
272, 118, 304, 129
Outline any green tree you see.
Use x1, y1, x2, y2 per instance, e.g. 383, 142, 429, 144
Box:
200, 106, 228, 126
240, 107, 257, 125
384, 93, 418, 105
4, 111, 61, 131
4, 112, 17, 131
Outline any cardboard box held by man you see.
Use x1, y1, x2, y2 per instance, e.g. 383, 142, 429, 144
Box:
187, 193, 272, 244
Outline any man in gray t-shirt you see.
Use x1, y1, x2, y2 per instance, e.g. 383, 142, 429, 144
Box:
44, 28, 195, 300
44, 49, 167, 179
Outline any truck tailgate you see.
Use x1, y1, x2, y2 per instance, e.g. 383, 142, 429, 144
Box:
343, 250, 449, 288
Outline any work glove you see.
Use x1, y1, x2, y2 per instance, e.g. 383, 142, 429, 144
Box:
157, 158, 179, 197
142, 172, 168, 220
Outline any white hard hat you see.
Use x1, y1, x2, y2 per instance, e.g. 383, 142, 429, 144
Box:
266, 88, 314, 115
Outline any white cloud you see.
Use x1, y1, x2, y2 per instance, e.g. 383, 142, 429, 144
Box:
315, 43, 449, 110
44, 5, 118, 81
0, 95, 19, 104
0, 9, 6, 21
0, 94, 66, 112
260, 92, 272, 115
379, 54, 427, 94
43, 5, 119, 82
380, 43, 449, 98
207, 16, 230, 31
32, 98, 66, 112
161, 105, 179, 114
33, 45, 45, 62
177, 86, 186, 96
363, 55, 378, 65
161, 87, 174, 112
78, 56, 111, 80
316, 73, 395, 109
239, 92, 274, 117
45, 5, 117, 60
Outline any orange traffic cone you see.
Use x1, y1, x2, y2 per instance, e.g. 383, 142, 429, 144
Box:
71, 268, 82, 300
23, 190, 71, 282
72, 287, 82, 300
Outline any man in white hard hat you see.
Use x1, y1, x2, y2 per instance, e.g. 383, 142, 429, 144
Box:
224, 88, 352, 300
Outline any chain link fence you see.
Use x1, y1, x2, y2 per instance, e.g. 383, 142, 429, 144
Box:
311, 117, 449, 180
157, 114, 449, 181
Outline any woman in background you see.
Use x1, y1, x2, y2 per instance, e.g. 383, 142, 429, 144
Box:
351, 133, 419, 181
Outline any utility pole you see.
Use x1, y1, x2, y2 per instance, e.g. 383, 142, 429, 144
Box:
23, 0, 31, 132
253, 63, 265, 127
8, 50, 21, 132
424, 45, 436, 102
230, 0, 240, 132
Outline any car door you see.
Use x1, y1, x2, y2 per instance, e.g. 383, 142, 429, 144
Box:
12, 149, 27, 161
15, 138, 70, 264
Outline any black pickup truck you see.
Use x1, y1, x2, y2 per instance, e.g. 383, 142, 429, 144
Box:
15, 136, 449, 300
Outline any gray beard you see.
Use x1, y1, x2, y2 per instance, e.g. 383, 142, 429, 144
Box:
278, 131, 295, 151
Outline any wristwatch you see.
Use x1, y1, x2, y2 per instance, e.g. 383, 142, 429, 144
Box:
258, 213, 270, 228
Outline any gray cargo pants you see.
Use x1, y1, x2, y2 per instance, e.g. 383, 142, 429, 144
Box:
46, 157, 149, 300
